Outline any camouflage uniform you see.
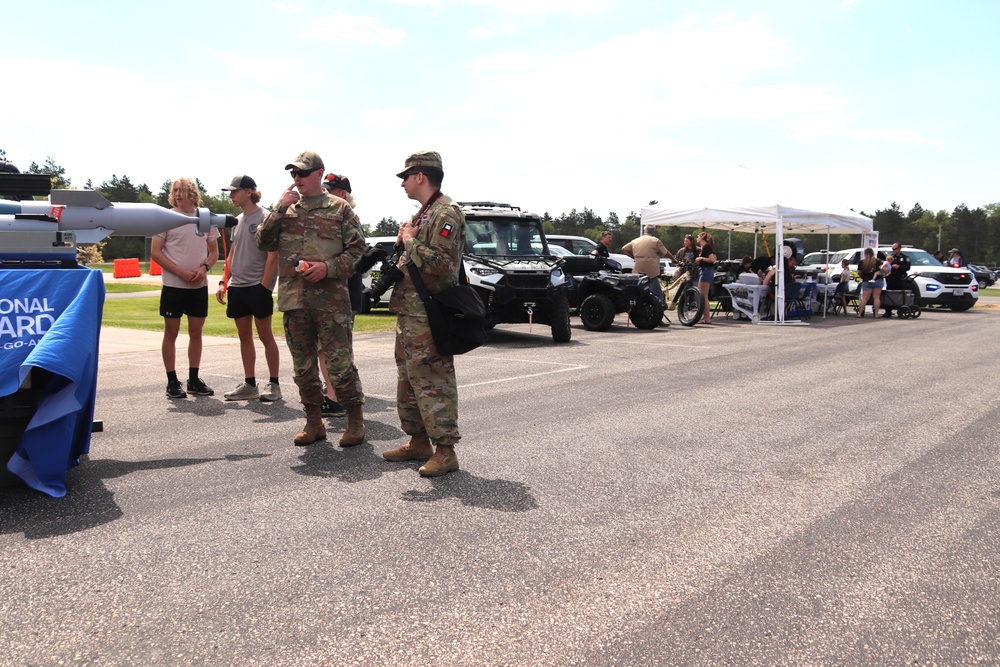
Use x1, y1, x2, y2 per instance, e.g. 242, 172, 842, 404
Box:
389, 193, 466, 447
255, 192, 365, 407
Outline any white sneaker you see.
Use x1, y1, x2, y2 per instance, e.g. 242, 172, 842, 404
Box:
259, 382, 282, 402
224, 382, 260, 401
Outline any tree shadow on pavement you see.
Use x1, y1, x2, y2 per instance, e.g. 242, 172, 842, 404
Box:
0, 453, 269, 539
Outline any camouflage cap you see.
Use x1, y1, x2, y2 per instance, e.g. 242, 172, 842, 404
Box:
396, 150, 443, 178
284, 151, 325, 171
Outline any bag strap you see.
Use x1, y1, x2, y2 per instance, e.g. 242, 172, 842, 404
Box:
405, 258, 468, 303
405, 261, 432, 303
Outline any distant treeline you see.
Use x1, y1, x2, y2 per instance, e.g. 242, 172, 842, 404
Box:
7, 152, 999, 266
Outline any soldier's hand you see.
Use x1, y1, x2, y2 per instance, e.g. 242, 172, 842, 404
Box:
215, 288, 226, 305
304, 261, 328, 283
400, 220, 417, 242
278, 184, 300, 208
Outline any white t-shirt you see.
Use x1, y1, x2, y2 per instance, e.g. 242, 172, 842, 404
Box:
156, 220, 221, 289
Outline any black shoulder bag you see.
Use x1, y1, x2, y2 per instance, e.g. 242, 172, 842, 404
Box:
405, 261, 487, 356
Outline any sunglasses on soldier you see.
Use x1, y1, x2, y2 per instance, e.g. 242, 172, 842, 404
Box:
290, 168, 320, 179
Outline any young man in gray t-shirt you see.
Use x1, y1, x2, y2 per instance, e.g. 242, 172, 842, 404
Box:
217, 175, 281, 401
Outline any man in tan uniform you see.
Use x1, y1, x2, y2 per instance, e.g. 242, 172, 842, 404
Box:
622, 225, 673, 305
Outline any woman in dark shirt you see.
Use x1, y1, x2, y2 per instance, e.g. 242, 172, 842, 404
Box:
856, 247, 884, 318
694, 231, 717, 324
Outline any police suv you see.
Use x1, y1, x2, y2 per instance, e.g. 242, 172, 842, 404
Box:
831, 245, 978, 311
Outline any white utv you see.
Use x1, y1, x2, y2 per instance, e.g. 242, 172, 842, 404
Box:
460, 202, 572, 342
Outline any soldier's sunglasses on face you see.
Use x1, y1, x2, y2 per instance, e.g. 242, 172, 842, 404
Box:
290, 168, 320, 179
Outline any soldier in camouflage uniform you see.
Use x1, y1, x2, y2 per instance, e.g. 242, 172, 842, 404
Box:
382, 151, 466, 477
255, 151, 367, 447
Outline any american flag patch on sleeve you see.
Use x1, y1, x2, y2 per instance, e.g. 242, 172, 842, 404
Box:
440, 223, 454, 238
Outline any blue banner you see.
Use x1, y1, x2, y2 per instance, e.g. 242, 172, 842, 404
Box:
0, 267, 105, 497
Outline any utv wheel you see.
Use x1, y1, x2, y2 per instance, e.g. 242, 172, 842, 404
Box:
630, 292, 664, 330
580, 293, 616, 331
550, 289, 572, 342
677, 285, 704, 327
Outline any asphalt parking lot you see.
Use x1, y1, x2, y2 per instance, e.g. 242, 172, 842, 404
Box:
2, 307, 998, 666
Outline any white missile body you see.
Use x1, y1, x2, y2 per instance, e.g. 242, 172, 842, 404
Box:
0, 190, 236, 243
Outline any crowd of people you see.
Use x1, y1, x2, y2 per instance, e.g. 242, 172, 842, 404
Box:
652, 240, 918, 321
153, 150, 465, 477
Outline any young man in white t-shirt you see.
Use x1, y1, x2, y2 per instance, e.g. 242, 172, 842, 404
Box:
217, 175, 281, 402
151, 177, 220, 399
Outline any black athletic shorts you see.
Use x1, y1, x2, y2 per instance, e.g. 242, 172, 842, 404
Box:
160, 285, 209, 319
226, 284, 275, 320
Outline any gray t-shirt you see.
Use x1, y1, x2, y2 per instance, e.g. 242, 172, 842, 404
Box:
228, 207, 275, 289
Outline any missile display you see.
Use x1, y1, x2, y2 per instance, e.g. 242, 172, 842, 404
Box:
0, 189, 237, 243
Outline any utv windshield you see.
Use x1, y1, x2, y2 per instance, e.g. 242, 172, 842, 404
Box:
466, 218, 549, 257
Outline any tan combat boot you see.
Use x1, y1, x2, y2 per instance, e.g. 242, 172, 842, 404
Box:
418, 445, 459, 477
338, 404, 366, 447
294, 404, 327, 446
382, 432, 433, 462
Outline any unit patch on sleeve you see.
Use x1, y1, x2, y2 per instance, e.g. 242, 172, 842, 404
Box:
440, 223, 454, 238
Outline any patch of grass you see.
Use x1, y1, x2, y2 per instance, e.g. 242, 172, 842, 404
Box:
104, 283, 161, 294
101, 297, 397, 337
980, 287, 1000, 297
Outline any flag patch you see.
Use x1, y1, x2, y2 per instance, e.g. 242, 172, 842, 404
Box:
440, 223, 454, 238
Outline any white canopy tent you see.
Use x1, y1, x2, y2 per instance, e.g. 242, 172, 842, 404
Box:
640, 205, 874, 323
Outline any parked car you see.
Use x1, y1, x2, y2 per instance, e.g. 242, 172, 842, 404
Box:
967, 264, 996, 289
829, 245, 978, 311
546, 235, 635, 272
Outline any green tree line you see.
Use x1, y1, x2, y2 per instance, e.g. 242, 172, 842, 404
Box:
5, 151, 1000, 266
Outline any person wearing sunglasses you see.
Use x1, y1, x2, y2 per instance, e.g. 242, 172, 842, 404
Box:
254, 151, 367, 448
381, 150, 466, 477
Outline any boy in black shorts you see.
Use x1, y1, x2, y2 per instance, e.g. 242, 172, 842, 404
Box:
217, 175, 281, 402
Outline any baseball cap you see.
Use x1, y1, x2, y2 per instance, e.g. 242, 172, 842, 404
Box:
323, 173, 352, 193
285, 151, 325, 171
221, 175, 257, 191
396, 150, 443, 178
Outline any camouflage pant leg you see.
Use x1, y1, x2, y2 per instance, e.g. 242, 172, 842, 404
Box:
316, 308, 364, 407
394, 314, 460, 447
283, 309, 324, 405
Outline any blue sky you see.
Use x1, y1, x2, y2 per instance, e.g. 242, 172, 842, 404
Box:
2, 0, 997, 227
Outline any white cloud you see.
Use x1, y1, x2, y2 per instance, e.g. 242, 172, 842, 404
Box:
468, 22, 517, 39
455, 0, 609, 15
392, 0, 444, 9
300, 14, 406, 45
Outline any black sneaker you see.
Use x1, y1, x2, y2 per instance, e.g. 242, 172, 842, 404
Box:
166, 380, 187, 399
321, 397, 346, 418
186, 378, 215, 396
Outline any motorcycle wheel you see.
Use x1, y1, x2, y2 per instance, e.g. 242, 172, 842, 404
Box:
677, 285, 704, 327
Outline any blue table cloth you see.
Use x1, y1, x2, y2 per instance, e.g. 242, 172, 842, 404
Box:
0, 267, 105, 497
